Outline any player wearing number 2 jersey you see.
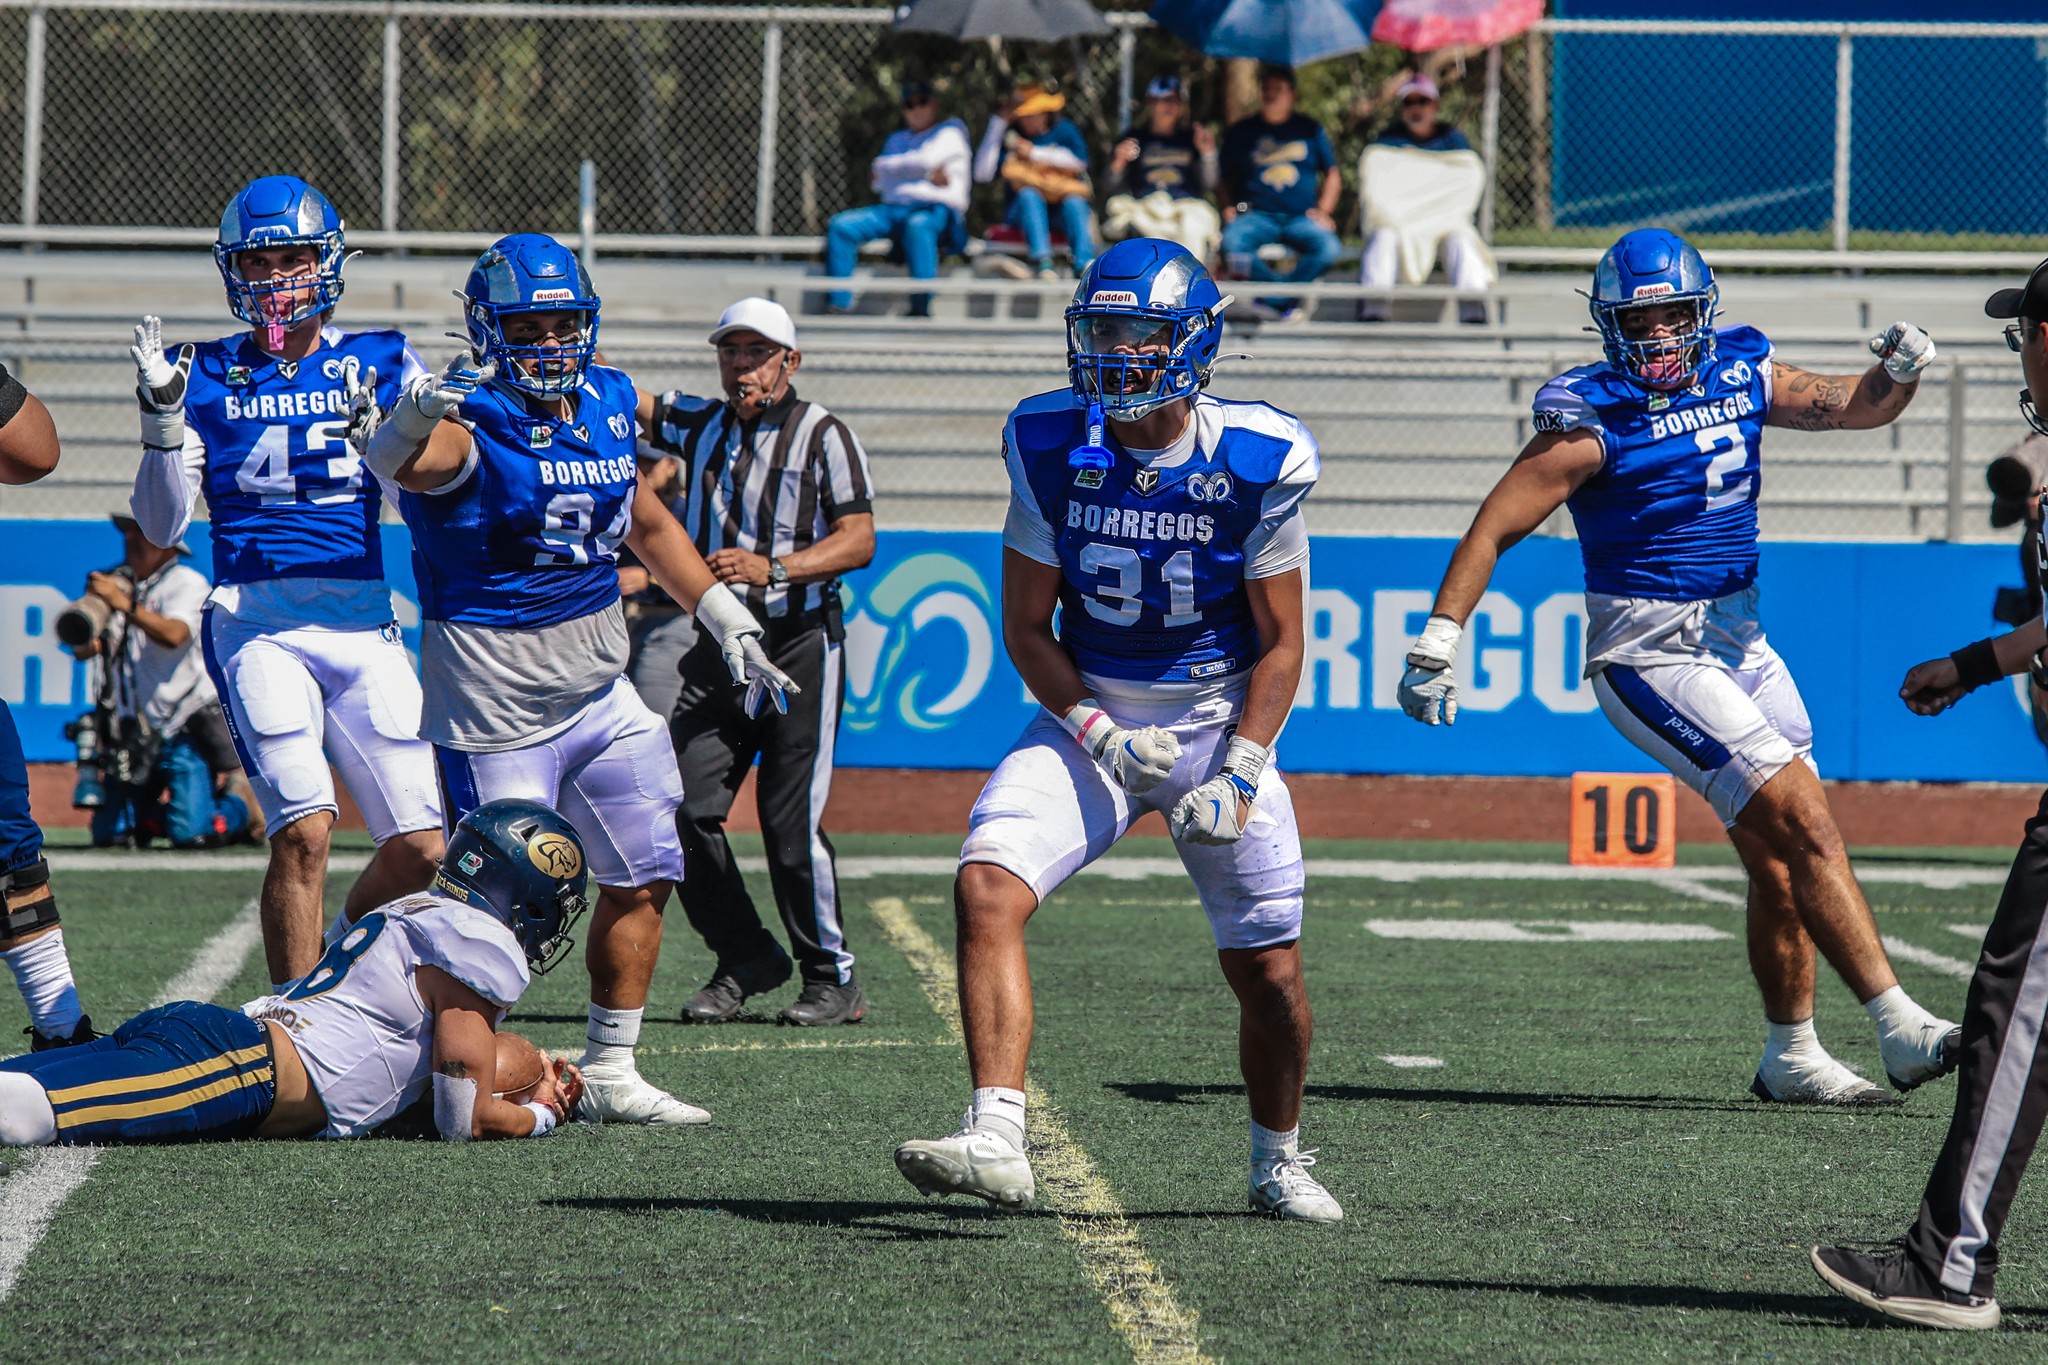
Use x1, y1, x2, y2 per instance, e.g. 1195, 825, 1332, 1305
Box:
893, 240, 1341, 1223
363, 233, 797, 1128
1398, 228, 1961, 1106
128, 175, 443, 995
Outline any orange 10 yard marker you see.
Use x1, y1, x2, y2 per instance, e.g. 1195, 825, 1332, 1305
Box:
1568, 772, 1677, 868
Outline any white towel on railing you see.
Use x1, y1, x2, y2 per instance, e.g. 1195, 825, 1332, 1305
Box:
1358, 145, 1496, 286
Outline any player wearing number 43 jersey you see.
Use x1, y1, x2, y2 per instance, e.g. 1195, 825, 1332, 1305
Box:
0, 800, 587, 1148
1398, 228, 1959, 1106
128, 175, 443, 996
894, 239, 1341, 1222
359, 233, 797, 1127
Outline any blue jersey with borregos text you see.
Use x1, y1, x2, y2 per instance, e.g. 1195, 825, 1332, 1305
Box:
1538, 325, 1775, 601
1003, 391, 1317, 684
183, 327, 420, 585
399, 365, 640, 629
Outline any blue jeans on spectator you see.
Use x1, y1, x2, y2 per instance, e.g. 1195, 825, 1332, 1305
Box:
825, 201, 954, 316
1221, 209, 1342, 312
90, 733, 246, 849
1006, 188, 1096, 272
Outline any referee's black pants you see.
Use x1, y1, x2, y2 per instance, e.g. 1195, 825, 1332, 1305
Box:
670, 621, 853, 986
1906, 791, 2048, 1296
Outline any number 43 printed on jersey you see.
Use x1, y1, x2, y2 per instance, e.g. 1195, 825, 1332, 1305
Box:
235, 420, 362, 506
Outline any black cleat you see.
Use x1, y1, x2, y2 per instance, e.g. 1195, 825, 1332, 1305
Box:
681, 947, 792, 1023
1810, 1242, 1999, 1330
26, 1014, 96, 1052
778, 977, 867, 1027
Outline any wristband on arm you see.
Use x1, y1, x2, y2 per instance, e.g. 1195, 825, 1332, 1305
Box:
522, 1101, 559, 1137
1950, 637, 2003, 693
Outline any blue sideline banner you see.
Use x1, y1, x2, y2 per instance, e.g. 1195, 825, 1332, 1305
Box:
1, 521, 2040, 782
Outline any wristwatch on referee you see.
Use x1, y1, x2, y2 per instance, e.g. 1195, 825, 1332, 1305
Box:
768, 557, 789, 588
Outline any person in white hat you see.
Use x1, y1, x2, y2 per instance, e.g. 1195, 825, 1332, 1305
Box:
633, 298, 878, 1027
1358, 72, 1494, 325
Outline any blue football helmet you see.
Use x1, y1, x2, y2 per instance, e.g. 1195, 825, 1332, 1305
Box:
432, 798, 590, 975
1588, 228, 1720, 391
461, 234, 600, 398
1066, 238, 1231, 421
213, 175, 347, 334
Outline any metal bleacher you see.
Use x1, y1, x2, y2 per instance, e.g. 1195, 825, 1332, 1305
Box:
0, 250, 2026, 542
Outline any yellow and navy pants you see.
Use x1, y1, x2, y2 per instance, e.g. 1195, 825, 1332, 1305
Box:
0, 999, 274, 1143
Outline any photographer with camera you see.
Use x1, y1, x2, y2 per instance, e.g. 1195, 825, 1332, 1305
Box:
61, 516, 252, 849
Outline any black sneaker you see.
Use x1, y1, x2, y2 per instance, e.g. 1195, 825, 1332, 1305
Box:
1810, 1242, 2000, 1330
777, 977, 867, 1027
681, 947, 792, 1024
26, 1014, 97, 1052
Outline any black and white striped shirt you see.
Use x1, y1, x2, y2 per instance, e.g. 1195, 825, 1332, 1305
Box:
642, 387, 874, 618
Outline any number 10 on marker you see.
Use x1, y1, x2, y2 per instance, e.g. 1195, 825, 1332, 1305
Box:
1568, 772, 1677, 868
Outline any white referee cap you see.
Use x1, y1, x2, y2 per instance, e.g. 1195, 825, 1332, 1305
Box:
709, 297, 797, 351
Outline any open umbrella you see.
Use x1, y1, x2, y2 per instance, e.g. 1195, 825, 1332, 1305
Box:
1148, 0, 1381, 68
1371, 0, 1540, 51
893, 0, 1110, 42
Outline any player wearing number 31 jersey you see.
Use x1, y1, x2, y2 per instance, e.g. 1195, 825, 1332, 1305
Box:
1399, 228, 1960, 1107
128, 176, 443, 996
893, 239, 1341, 1223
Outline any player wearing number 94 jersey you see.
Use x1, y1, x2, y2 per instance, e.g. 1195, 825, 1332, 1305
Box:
127, 175, 443, 998
1397, 227, 1961, 1107
361, 233, 797, 1129
893, 239, 1341, 1224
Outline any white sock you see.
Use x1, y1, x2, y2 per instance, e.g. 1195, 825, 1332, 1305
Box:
1, 929, 81, 1038
1764, 1016, 1825, 1064
1865, 985, 1936, 1042
583, 1004, 643, 1072
1252, 1119, 1300, 1163
969, 1085, 1027, 1151
0, 1072, 57, 1146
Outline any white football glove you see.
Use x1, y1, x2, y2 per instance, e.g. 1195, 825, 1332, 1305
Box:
1869, 321, 1935, 385
694, 582, 801, 718
1398, 613, 1463, 726
131, 315, 195, 450
1062, 702, 1181, 795
389, 350, 494, 441
1168, 734, 1267, 846
342, 364, 381, 452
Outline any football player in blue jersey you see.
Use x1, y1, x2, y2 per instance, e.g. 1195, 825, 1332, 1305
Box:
892, 239, 1341, 1221
1398, 228, 1959, 1105
360, 233, 797, 1126
128, 176, 444, 994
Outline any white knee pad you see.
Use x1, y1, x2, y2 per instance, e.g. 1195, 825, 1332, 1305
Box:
0, 1071, 58, 1146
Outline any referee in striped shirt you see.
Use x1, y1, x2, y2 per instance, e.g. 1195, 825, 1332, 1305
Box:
636, 299, 876, 1027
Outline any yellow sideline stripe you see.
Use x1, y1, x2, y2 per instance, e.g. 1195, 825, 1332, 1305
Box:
870, 896, 1213, 1365
42, 1043, 270, 1104
55, 1066, 273, 1128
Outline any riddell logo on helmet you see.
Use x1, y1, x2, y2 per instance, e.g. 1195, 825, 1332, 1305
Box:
1630, 283, 1676, 299
1090, 290, 1140, 305
530, 288, 576, 302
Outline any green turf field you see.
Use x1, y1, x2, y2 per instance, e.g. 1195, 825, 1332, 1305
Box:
0, 833, 2038, 1362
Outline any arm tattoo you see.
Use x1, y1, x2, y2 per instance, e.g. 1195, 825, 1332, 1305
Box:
438, 1060, 471, 1078
1772, 364, 1855, 430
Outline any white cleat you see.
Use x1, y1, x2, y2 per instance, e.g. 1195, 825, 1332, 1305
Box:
1752, 1050, 1897, 1107
1881, 1017, 1963, 1094
894, 1127, 1036, 1210
1249, 1149, 1344, 1223
577, 1066, 712, 1125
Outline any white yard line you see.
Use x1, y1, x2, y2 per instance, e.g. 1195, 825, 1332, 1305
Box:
1881, 935, 1978, 982
0, 896, 266, 1306
1379, 1055, 1444, 1069
871, 896, 1212, 1365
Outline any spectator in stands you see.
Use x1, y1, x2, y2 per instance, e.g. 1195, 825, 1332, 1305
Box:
823, 80, 971, 319
1219, 66, 1341, 323
1101, 76, 1221, 263
1357, 74, 1493, 325
65, 516, 252, 849
974, 83, 1095, 281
